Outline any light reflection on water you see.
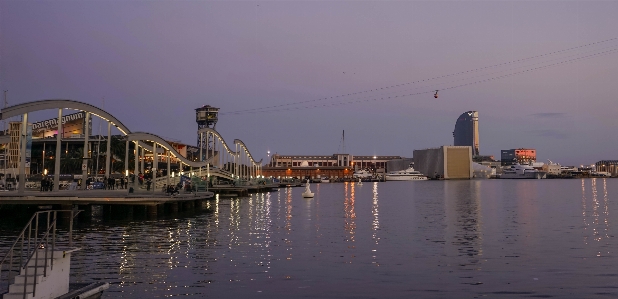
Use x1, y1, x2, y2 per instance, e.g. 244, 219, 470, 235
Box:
1, 179, 618, 298
581, 178, 611, 256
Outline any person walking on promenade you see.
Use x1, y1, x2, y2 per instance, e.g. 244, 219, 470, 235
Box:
109, 177, 115, 190
40, 177, 45, 192
146, 178, 152, 191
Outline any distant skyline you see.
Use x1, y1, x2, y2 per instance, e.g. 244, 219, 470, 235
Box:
1, 1, 617, 166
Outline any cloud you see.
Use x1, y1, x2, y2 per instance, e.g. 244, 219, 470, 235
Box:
530, 113, 567, 119
530, 129, 569, 139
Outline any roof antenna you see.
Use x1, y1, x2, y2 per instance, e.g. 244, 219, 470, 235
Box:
342, 130, 345, 154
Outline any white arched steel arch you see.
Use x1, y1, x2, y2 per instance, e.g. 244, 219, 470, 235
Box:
198, 128, 264, 180
234, 139, 263, 179
0, 99, 264, 193
127, 132, 212, 168
197, 128, 241, 178
0, 99, 131, 134
0, 99, 133, 193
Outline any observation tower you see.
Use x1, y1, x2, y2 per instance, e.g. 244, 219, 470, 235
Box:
195, 105, 219, 149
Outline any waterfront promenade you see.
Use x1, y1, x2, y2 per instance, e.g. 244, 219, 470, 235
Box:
0, 184, 279, 214
0, 189, 214, 205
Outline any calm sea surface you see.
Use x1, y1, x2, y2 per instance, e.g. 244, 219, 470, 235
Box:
2, 179, 618, 298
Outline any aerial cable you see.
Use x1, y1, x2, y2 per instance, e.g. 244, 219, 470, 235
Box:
223, 47, 618, 115
252, 43, 618, 109
221, 37, 618, 115
224, 47, 618, 115
360, 44, 618, 99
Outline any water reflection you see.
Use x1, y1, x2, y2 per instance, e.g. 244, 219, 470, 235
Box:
343, 182, 356, 243
6, 180, 618, 298
371, 182, 380, 266
285, 187, 293, 233
581, 178, 611, 254
445, 181, 483, 269
582, 179, 588, 244
372, 182, 380, 243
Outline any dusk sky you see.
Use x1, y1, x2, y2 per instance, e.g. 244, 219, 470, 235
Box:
1, 1, 617, 166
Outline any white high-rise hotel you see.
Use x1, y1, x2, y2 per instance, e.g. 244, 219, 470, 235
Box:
452, 111, 479, 156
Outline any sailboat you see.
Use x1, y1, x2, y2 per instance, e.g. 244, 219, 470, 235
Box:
302, 179, 314, 198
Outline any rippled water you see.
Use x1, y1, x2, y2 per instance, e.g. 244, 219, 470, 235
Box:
2, 179, 618, 298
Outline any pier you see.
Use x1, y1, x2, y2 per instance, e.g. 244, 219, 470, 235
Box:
0, 183, 279, 218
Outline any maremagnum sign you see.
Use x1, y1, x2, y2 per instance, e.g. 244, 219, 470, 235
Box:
31, 112, 86, 132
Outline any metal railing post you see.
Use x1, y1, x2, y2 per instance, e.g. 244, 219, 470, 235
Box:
51, 211, 56, 270
69, 210, 74, 247
19, 232, 24, 273
7, 250, 13, 292
44, 211, 49, 276
0, 209, 82, 296
33, 214, 39, 262
27, 222, 31, 266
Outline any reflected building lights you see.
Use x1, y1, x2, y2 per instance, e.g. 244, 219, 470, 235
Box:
581, 178, 612, 254
592, 178, 600, 242
603, 179, 610, 240
372, 182, 380, 241
286, 187, 293, 233
371, 182, 380, 266
582, 179, 588, 244
284, 187, 294, 262
344, 182, 356, 244
228, 198, 241, 248
214, 195, 220, 226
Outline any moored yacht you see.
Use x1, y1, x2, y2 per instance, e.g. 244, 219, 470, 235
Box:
384, 166, 428, 181
353, 169, 372, 179
500, 164, 547, 179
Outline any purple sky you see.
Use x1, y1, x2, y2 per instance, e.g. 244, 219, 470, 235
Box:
1, 1, 617, 166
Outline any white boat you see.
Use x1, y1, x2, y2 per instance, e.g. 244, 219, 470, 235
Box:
320, 177, 330, 183
302, 180, 314, 198
353, 169, 372, 179
500, 164, 547, 179
384, 166, 428, 181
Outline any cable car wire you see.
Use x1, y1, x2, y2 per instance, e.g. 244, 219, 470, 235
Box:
221, 38, 618, 115
223, 46, 618, 115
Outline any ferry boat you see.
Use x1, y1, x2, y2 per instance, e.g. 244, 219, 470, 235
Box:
500, 164, 547, 179
384, 166, 428, 181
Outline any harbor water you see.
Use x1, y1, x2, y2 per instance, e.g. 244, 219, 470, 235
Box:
2, 179, 618, 298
